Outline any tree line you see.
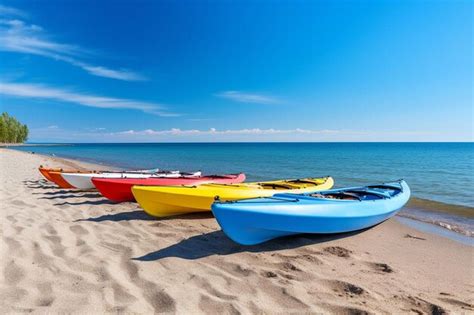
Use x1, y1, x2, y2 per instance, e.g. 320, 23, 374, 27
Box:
0, 112, 29, 143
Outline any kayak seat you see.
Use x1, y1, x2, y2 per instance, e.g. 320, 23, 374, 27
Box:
309, 192, 361, 201
346, 190, 388, 200
259, 183, 294, 190
287, 179, 320, 186
367, 185, 402, 196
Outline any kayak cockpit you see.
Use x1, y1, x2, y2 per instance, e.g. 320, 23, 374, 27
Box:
257, 178, 330, 190
258, 183, 296, 190
308, 184, 402, 201
366, 185, 402, 197
309, 190, 385, 201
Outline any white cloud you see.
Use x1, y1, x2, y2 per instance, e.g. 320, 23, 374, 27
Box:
216, 91, 282, 105
28, 126, 441, 142
0, 82, 179, 116
110, 127, 356, 136
0, 9, 145, 81
80, 65, 146, 81
0, 5, 26, 18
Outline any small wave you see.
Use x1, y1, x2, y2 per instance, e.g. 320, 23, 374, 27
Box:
407, 197, 473, 218
397, 213, 473, 237
400, 197, 473, 237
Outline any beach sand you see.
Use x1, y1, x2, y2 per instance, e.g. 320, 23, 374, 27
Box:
0, 148, 472, 314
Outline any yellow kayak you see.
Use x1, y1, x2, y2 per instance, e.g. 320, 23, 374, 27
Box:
132, 176, 334, 218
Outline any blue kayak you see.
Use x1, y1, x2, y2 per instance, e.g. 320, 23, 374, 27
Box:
211, 180, 410, 245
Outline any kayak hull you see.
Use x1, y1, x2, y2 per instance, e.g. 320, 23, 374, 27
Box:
38, 167, 62, 182
132, 177, 334, 218
61, 171, 201, 190
212, 180, 410, 245
92, 173, 246, 203
48, 171, 76, 188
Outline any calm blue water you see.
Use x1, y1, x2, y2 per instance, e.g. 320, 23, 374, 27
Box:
14, 142, 473, 208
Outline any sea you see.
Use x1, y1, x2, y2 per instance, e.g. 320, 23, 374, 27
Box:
13, 142, 474, 237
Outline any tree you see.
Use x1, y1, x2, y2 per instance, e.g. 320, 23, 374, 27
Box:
0, 115, 6, 142
0, 112, 29, 144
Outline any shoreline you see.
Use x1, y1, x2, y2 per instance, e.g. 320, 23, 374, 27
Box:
0, 143, 75, 147
7, 146, 473, 239
0, 148, 472, 313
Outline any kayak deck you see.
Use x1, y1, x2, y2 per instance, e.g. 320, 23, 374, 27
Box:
132, 176, 334, 218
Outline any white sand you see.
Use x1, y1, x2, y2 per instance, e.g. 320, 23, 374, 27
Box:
0, 148, 472, 314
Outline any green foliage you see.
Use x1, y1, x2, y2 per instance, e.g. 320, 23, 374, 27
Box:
0, 112, 29, 143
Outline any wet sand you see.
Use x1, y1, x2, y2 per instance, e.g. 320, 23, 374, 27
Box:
0, 148, 472, 313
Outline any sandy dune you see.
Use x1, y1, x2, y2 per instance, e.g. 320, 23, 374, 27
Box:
0, 148, 472, 314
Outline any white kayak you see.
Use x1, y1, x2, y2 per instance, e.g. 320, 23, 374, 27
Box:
61, 170, 202, 189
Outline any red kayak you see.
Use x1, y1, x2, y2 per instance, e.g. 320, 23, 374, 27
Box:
92, 173, 246, 202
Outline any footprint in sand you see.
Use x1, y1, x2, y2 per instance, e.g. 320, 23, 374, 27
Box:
43, 223, 58, 235
280, 262, 302, 272
146, 290, 176, 313
216, 261, 254, 278
191, 274, 237, 301
3, 237, 24, 256
11, 199, 27, 207
4, 260, 25, 285
326, 280, 367, 298
111, 282, 137, 304
12, 199, 37, 208
118, 247, 176, 313
36, 296, 55, 307
32, 242, 55, 269
324, 246, 353, 258
366, 262, 394, 273
6, 215, 18, 224
70, 225, 89, 235
35, 281, 55, 306
403, 295, 448, 315
296, 254, 323, 264
14, 226, 24, 234
274, 252, 323, 265
274, 287, 308, 309
438, 296, 473, 311
198, 295, 240, 314
261, 270, 278, 278
322, 304, 371, 315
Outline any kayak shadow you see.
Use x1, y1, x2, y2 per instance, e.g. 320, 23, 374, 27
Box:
160, 212, 215, 220
26, 184, 58, 189
24, 179, 60, 189
132, 229, 364, 261
23, 179, 49, 186
34, 190, 97, 195
76, 210, 214, 224
54, 199, 114, 206
75, 210, 156, 222
40, 193, 103, 200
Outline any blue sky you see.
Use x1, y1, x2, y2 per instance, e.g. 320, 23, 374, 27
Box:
0, 0, 472, 142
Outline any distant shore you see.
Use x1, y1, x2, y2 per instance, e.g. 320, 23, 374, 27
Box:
0, 147, 472, 313
0, 143, 73, 147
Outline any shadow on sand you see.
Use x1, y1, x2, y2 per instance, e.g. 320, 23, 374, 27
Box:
76, 209, 215, 223
160, 212, 215, 221
23, 179, 48, 185
54, 198, 114, 206
33, 189, 97, 196
39, 193, 103, 200
26, 184, 59, 190
132, 229, 364, 261
75, 210, 155, 222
